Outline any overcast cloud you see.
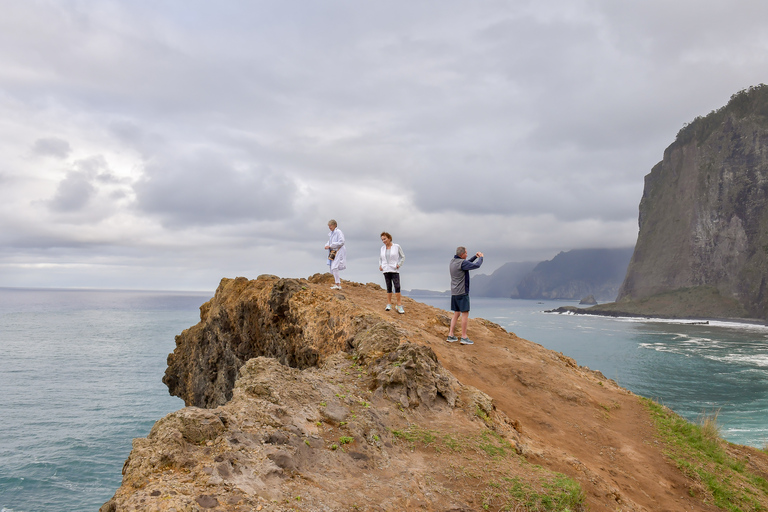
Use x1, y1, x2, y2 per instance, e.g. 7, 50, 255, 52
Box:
1, 0, 767, 292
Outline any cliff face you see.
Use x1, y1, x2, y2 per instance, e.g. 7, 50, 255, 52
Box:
163, 275, 380, 408
104, 275, 768, 511
618, 85, 768, 319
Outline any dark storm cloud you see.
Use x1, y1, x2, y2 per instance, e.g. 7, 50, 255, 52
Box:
133, 152, 297, 227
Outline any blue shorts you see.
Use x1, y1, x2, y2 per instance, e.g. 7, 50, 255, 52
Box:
450, 294, 470, 312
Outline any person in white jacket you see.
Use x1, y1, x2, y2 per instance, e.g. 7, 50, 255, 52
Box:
379, 231, 406, 313
325, 219, 346, 289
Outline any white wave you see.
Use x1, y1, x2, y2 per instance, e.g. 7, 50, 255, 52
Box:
670, 334, 718, 345
637, 343, 691, 355
714, 354, 768, 368
615, 316, 768, 332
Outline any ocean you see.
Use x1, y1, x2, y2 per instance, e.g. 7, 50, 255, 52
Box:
1, 289, 767, 512
418, 296, 768, 449
0, 288, 210, 512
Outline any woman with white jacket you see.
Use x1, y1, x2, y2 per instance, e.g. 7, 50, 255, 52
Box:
379, 231, 405, 313
325, 219, 346, 289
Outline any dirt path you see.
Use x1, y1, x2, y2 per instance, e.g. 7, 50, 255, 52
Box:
341, 283, 721, 511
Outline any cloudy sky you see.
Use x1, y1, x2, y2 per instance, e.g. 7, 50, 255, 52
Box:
1, 1, 766, 292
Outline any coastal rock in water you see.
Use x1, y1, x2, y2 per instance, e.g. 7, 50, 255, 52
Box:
618, 85, 768, 319
579, 295, 598, 305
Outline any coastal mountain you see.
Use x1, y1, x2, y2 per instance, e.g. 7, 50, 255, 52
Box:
615, 84, 768, 320
102, 275, 768, 511
470, 261, 537, 297
512, 248, 634, 301
472, 248, 633, 301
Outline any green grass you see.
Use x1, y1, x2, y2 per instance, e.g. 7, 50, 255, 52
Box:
476, 405, 491, 421
642, 397, 768, 511
477, 430, 512, 458
483, 474, 584, 511
391, 424, 585, 511
391, 425, 437, 447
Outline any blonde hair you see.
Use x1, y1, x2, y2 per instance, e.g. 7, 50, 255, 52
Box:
328, 219, 337, 228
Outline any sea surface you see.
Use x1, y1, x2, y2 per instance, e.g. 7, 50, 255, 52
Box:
1, 290, 767, 512
0, 288, 211, 512
419, 296, 768, 449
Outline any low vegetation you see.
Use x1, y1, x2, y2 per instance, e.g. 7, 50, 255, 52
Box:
642, 397, 768, 511
586, 285, 748, 319
391, 424, 585, 511
675, 84, 768, 146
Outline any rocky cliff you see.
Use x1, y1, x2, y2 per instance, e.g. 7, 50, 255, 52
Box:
471, 249, 632, 301
471, 261, 538, 298
618, 85, 768, 319
512, 248, 633, 301
102, 275, 768, 511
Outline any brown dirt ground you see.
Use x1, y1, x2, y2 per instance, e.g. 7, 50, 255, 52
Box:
335, 279, 724, 512
105, 275, 768, 512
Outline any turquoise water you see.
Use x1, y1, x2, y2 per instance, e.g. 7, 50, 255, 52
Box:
419, 296, 768, 448
2, 290, 767, 511
0, 288, 211, 512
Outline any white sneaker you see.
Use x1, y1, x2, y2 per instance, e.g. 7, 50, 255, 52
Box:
385, 304, 392, 311
330, 285, 342, 290
396, 305, 405, 314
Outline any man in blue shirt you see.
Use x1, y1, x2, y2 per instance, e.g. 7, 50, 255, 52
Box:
447, 246, 483, 345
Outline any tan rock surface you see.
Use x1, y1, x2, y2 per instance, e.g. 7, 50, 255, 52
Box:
102, 274, 767, 511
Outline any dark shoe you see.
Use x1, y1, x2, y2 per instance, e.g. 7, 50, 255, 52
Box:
460, 337, 474, 345
446, 336, 458, 343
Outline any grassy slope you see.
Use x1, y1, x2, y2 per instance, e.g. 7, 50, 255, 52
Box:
582, 286, 753, 320
642, 398, 768, 512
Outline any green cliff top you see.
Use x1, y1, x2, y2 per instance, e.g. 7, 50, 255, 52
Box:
674, 83, 768, 147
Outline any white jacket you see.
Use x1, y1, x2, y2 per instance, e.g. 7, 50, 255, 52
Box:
327, 228, 347, 271
379, 243, 405, 272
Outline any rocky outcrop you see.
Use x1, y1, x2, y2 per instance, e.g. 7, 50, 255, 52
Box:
103, 275, 768, 511
163, 274, 380, 408
102, 277, 539, 511
618, 85, 768, 319
104, 346, 514, 511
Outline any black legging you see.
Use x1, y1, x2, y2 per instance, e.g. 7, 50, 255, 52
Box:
383, 272, 401, 293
